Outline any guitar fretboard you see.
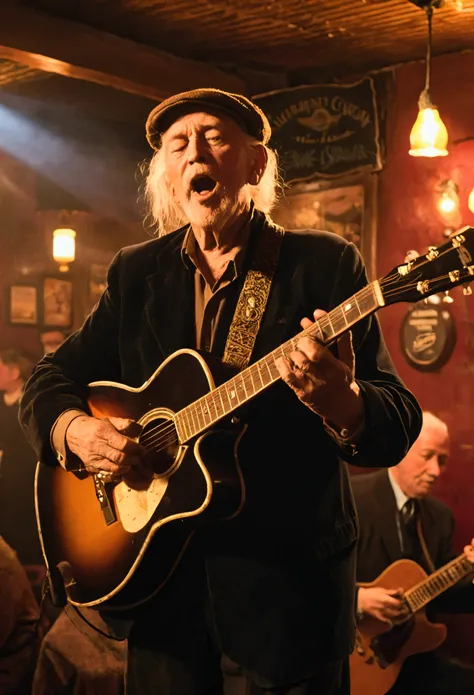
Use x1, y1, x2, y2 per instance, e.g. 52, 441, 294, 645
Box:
174, 280, 383, 444
405, 553, 473, 613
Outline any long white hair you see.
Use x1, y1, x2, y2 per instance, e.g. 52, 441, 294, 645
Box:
143, 134, 282, 237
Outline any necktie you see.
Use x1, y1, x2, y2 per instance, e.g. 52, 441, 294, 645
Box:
400, 499, 421, 561
401, 498, 416, 525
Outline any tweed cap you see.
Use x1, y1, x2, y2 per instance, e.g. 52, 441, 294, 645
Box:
145, 88, 271, 150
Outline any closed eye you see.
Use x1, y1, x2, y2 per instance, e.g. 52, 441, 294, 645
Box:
169, 137, 188, 153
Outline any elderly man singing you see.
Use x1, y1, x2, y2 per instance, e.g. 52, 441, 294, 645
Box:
20, 88, 422, 695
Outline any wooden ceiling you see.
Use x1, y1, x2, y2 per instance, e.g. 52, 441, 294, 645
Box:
0, 0, 472, 221
0, 0, 473, 136
7, 0, 474, 79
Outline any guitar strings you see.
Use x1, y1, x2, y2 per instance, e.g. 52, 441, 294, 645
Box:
140, 276, 461, 453
136, 274, 459, 455
138, 283, 379, 453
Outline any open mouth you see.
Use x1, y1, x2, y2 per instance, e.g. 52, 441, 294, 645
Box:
190, 174, 217, 197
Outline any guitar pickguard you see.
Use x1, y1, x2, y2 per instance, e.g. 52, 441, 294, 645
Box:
114, 407, 186, 533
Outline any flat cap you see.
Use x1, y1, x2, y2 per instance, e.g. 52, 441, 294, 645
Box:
145, 88, 271, 150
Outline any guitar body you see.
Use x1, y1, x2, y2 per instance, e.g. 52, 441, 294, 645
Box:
35, 349, 246, 610
351, 559, 447, 695
34, 229, 474, 613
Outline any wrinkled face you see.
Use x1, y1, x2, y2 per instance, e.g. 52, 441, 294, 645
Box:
0, 358, 18, 392
395, 417, 450, 498
161, 111, 258, 232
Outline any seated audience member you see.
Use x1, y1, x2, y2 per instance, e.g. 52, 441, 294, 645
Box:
0, 536, 40, 695
351, 411, 474, 695
39, 330, 68, 355
32, 606, 125, 695
0, 349, 43, 569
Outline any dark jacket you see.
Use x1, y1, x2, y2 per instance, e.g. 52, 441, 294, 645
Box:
0, 398, 43, 567
0, 537, 40, 695
351, 469, 474, 614
19, 210, 422, 686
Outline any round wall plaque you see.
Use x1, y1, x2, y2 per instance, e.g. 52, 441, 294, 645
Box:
400, 301, 456, 372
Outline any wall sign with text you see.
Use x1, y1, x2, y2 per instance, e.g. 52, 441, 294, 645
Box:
400, 302, 456, 372
254, 78, 382, 183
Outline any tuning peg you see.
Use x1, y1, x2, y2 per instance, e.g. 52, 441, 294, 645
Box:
463, 285, 473, 296
404, 250, 419, 263
442, 291, 454, 304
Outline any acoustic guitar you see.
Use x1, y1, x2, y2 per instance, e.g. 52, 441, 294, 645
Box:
35, 228, 474, 610
350, 552, 474, 695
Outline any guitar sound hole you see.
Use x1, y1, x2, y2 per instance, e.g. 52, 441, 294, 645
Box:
139, 417, 179, 477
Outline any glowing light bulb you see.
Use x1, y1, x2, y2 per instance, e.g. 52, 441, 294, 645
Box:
53, 228, 76, 271
436, 180, 459, 222
438, 192, 456, 214
409, 108, 449, 158
468, 187, 474, 214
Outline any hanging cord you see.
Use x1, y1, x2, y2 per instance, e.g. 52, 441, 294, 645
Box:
425, 4, 433, 93
40, 573, 126, 643
419, 3, 435, 108
67, 604, 126, 643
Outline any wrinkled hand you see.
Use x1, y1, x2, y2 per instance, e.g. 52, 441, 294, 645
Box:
275, 309, 364, 433
66, 414, 145, 477
464, 538, 474, 564
358, 587, 410, 625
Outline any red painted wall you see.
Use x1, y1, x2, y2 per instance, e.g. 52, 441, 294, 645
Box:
376, 53, 474, 660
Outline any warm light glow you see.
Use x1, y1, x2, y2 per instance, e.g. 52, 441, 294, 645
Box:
436, 180, 459, 217
438, 193, 456, 214
53, 228, 76, 271
468, 187, 474, 214
409, 108, 449, 158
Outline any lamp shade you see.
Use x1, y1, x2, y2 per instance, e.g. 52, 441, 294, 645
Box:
409, 107, 448, 158
468, 188, 474, 215
53, 227, 76, 267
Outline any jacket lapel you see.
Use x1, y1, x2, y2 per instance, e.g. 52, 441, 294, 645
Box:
374, 470, 404, 563
144, 233, 195, 358
418, 499, 437, 569
251, 213, 303, 360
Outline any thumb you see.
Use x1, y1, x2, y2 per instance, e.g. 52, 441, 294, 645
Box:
387, 587, 404, 598
108, 417, 142, 438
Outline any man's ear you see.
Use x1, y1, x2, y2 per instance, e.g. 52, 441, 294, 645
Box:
248, 145, 268, 186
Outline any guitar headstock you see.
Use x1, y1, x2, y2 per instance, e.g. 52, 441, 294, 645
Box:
380, 228, 474, 306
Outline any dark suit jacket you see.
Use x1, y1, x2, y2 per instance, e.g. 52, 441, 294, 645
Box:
351, 469, 474, 615
19, 209, 422, 686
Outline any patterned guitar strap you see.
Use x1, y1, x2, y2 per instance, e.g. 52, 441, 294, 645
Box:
222, 220, 285, 370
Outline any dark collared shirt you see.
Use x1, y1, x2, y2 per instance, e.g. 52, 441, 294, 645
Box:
181, 221, 251, 352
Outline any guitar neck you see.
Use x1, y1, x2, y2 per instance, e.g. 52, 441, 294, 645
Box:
174, 280, 384, 443
404, 553, 473, 613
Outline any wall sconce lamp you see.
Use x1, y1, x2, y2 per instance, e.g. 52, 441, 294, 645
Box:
53, 227, 76, 272
409, 1, 448, 158
468, 187, 474, 214
436, 179, 459, 218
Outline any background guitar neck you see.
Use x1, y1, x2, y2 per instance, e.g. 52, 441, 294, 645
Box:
404, 553, 473, 613
174, 281, 383, 443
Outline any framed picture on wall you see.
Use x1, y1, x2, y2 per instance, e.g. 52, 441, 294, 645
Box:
7, 283, 38, 325
41, 276, 73, 328
271, 173, 377, 279
88, 263, 108, 311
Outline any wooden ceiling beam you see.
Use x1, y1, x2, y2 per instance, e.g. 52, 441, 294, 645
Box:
0, 2, 246, 102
